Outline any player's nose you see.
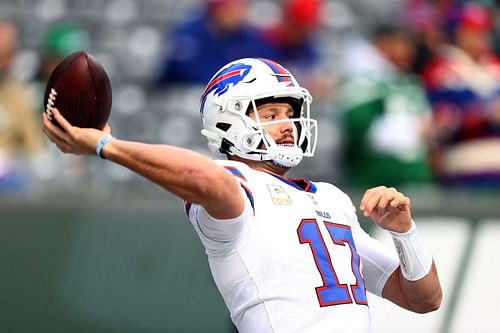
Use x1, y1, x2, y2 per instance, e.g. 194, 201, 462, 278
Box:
280, 120, 294, 134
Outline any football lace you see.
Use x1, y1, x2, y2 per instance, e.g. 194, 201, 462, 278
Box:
45, 88, 57, 120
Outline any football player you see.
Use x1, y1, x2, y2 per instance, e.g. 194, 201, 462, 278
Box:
43, 58, 441, 333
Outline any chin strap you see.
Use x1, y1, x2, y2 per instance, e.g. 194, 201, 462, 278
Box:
267, 146, 303, 168
230, 144, 304, 167
228, 146, 303, 168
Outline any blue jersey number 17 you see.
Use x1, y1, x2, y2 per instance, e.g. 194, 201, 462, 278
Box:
297, 219, 368, 307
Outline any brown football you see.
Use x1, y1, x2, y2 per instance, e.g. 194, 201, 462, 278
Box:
44, 51, 112, 129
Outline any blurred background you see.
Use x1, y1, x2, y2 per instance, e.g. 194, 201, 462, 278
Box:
0, 0, 499, 332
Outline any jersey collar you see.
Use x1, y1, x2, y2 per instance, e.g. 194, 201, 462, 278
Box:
271, 174, 317, 193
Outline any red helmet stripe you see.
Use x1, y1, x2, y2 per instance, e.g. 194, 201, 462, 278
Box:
259, 58, 292, 83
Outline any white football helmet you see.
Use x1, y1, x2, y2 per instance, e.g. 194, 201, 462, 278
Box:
200, 58, 317, 168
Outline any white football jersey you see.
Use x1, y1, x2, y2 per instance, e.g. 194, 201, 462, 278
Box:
185, 160, 399, 333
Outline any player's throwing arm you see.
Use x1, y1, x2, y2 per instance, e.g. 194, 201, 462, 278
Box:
42, 108, 244, 220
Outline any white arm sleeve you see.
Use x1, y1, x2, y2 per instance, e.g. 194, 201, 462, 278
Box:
328, 186, 399, 297
352, 222, 399, 297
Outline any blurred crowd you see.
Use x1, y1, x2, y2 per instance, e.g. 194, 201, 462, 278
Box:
2, 0, 500, 196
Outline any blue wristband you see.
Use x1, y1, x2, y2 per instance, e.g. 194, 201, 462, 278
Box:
96, 134, 113, 159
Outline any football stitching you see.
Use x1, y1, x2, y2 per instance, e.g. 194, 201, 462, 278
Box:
46, 88, 57, 120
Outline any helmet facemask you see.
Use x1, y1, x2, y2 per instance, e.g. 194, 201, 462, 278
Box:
239, 96, 317, 168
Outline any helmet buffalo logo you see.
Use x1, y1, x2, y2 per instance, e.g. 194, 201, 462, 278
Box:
200, 63, 252, 115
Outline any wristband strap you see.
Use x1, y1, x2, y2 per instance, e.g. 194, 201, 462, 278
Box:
390, 221, 433, 281
96, 134, 113, 159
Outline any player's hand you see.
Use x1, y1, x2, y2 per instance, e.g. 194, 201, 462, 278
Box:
42, 107, 111, 156
360, 186, 412, 233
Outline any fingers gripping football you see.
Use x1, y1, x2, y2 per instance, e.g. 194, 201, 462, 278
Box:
42, 108, 110, 156
360, 186, 412, 233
